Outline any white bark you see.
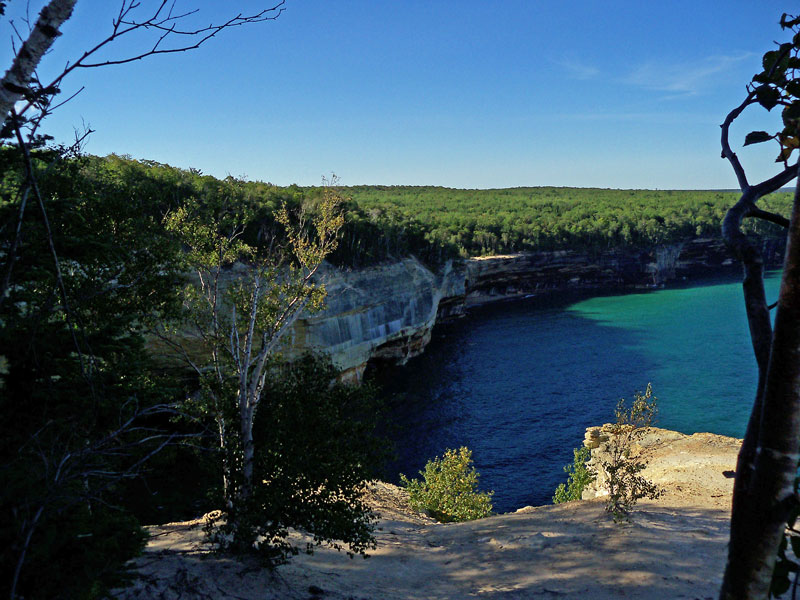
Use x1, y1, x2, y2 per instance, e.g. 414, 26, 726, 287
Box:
0, 0, 77, 126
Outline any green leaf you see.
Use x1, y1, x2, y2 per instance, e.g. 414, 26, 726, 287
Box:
764, 47, 792, 76
744, 131, 773, 146
753, 71, 771, 84
764, 50, 780, 72
757, 85, 781, 111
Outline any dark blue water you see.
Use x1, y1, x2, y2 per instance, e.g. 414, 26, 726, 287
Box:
377, 272, 782, 513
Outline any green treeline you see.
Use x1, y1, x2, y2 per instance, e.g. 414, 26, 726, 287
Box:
26, 155, 789, 267
26, 155, 452, 267
342, 185, 792, 258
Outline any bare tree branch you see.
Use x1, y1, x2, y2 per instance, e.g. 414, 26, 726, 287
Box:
11, 1, 285, 126
78, 2, 286, 68
749, 207, 791, 228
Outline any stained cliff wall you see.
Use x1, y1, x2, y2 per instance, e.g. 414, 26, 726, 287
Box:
287, 237, 783, 379
286, 258, 463, 382
463, 237, 783, 305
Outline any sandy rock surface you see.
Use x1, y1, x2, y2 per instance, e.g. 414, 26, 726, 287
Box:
115, 429, 741, 600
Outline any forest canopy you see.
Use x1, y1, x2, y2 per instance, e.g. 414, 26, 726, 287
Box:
343, 184, 792, 258
9, 152, 791, 267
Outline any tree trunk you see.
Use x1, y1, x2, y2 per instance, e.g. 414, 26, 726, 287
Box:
0, 0, 77, 126
216, 412, 233, 511
240, 399, 255, 502
720, 177, 800, 599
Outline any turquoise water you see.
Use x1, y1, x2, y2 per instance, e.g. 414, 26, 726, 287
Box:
378, 271, 782, 513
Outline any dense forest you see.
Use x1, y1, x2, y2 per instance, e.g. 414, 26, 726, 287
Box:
342, 185, 793, 259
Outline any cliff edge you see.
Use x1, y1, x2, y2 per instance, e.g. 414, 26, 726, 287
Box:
286, 236, 782, 381
115, 428, 740, 599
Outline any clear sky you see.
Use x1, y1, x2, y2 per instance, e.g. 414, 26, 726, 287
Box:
1, 1, 794, 189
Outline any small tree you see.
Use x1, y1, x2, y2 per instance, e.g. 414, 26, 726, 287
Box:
599, 384, 661, 520
400, 447, 494, 523
163, 180, 352, 554
553, 446, 594, 504
205, 352, 385, 562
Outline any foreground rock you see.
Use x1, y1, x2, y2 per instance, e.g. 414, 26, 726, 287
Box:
115, 429, 740, 599
582, 425, 738, 508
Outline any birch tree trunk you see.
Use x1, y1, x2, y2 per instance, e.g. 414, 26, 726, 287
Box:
0, 0, 77, 125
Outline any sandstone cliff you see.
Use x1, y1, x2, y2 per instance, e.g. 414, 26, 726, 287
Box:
286, 258, 463, 382
463, 236, 782, 305
286, 237, 782, 379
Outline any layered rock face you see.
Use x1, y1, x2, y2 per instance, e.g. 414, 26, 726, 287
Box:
464, 237, 783, 305
286, 258, 463, 382
287, 237, 783, 379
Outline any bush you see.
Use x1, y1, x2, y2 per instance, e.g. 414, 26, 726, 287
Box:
601, 383, 662, 520
400, 447, 493, 523
553, 446, 595, 503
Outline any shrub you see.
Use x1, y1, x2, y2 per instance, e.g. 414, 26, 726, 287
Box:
553, 445, 595, 503
205, 353, 387, 564
400, 447, 493, 522
601, 383, 662, 520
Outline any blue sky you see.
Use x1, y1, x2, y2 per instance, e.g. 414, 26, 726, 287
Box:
1, 1, 794, 188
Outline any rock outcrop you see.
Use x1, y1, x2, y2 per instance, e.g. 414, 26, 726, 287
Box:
581, 424, 741, 503
286, 258, 463, 382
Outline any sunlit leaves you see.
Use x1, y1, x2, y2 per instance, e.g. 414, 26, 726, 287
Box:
777, 134, 800, 163
401, 447, 493, 523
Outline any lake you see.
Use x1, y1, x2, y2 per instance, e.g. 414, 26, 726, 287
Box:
376, 271, 783, 513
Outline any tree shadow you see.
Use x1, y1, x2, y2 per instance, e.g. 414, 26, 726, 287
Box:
287, 499, 729, 599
